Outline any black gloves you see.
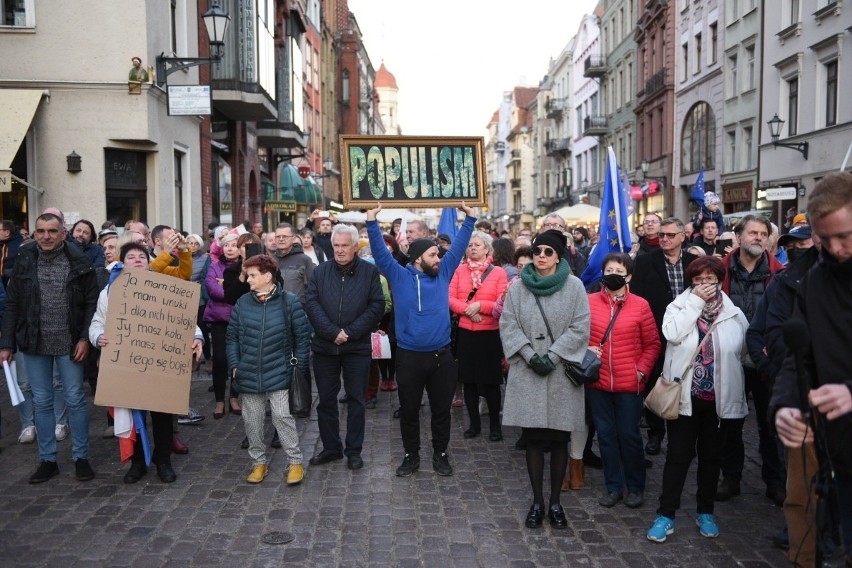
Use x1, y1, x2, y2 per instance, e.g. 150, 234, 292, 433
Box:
529, 354, 556, 376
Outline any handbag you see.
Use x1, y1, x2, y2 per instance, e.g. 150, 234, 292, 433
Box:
450, 265, 494, 357
534, 296, 623, 387
281, 293, 311, 417
644, 319, 719, 420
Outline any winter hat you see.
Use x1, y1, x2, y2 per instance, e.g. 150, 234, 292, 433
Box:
778, 225, 812, 247
407, 238, 437, 263
532, 230, 567, 259
792, 213, 808, 226
704, 192, 721, 206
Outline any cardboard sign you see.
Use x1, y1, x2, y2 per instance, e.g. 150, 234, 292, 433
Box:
94, 268, 200, 414
341, 135, 487, 208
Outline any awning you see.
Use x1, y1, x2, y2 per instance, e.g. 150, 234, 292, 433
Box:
278, 163, 303, 201
0, 89, 44, 168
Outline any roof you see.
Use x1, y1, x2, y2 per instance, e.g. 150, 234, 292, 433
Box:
375, 62, 398, 89
513, 86, 538, 109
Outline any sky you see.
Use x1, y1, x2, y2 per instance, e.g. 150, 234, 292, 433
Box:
348, 0, 599, 138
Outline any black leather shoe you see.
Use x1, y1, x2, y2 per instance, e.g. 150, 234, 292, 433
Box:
463, 428, 480, 439
75, 459, 95, 481
525, 503, 544, 528
156, 462, 177, 483
548, 504, 568, 529
645, 435, 662, 455
309, 449, 344, 466
29, 460, 59, 484
489, 431, 503, 442
716, 477, 741, 501
396, 453, 420, 477
347, 455, 364, 470
598, 492, 623, 508
625, 491, 644, 508
123, 463, 147, 484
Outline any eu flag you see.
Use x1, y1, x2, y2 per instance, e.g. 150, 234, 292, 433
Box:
437, 207, 459, 240
580, 147, 633, 287
690, 168, 706, 207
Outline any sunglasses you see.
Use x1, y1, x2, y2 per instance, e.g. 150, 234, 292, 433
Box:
532, 246, 556, 257
658, 232, 681, 240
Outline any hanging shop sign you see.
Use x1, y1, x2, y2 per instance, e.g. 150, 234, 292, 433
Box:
340, 135, 486, 208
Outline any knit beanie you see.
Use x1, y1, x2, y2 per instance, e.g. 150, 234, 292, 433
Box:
407, 238, 437, 263
532, 230, 567, 259
704, 192, 721, 205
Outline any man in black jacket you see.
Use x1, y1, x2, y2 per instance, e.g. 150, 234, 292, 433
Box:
0, 213, 99, 484
629, 217, 697, 455
772, 172, 852, 565
304, 224, 385, 470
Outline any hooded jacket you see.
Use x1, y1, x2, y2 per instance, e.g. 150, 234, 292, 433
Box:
367, 215, 475, 352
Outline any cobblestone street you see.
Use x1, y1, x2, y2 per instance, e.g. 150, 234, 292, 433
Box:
0, 371, 787, 567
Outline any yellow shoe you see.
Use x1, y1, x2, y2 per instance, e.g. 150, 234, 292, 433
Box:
286, 464, 305, 485
246, 464, 268, 484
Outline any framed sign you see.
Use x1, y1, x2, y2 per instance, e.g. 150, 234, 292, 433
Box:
341, 135, 486, 208
167, 85, 212, 116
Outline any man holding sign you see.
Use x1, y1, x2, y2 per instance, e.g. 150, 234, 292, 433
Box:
0, 213, 99, 484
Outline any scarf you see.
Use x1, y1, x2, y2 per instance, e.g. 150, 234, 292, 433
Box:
520, 258, 570, 297
700, 289, 723, 322
643, 235, 660, 248
253, 283, 277, 303
465, 256, 493, 289
692, 317, 716, 400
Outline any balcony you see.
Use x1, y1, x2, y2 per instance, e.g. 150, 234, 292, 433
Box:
510, 178, 522, 189
494, 140, 506, 153
546, 138, 571, 156
584, 55, 607, 78
583, 115, 608, 136
256, 120, 307, 149
545, 98, 564, 119
510, 149, 522, 161
643, 67, 667, 99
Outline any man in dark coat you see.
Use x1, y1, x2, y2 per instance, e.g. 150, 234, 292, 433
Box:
629, 217, 696, 455
304, 224, 385, 470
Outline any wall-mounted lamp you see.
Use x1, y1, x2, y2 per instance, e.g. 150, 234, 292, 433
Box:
155, 6, 230, 87
767, 114, 809, 160
640, 159, 650, 178
66, 150, 82, 173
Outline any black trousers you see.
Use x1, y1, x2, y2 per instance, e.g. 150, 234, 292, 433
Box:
396, 346, 457, 456
210, 322, 235, 402
657, 398, 725, 519
132, 410, 173, 466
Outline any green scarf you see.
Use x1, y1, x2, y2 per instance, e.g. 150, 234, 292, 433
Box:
520, 258, 571, 296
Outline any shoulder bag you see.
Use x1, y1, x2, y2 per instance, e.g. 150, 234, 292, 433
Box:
644, 319, 719, 420
534, 296, 622, 387
282, 293, 311, 417
450, 265, 494, 357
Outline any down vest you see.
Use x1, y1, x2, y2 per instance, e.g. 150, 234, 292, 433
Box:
225, 287, 311, 394
586, 290, 661, 394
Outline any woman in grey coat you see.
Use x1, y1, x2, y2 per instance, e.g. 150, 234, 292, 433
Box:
500, 230, 591, 530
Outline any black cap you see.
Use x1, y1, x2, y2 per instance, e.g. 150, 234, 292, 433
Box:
407, 238, 437, 263
532, 230, 567, 259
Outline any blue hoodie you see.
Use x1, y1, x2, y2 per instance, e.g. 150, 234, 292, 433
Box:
367, 215, 475, 352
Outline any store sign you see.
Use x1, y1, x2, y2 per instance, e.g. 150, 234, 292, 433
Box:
265, 200, 297, 212
724, 185, 752, 203
341, 135, 486, 208
765, 186, 797, 201
167, 85, 212, 116
0, 169, 11, 193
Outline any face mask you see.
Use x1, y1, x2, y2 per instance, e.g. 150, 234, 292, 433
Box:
601, 274, 627, 291
787, 247, 807, 263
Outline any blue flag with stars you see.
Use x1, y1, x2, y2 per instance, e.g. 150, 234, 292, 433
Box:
690, 168, 705, 207
580, 147, 632, 287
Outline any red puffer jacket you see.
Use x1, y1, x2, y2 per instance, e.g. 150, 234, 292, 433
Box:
586, 289, 661, 394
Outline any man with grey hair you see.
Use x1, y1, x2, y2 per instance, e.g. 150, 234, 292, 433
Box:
274, 222, 315, 303
304, 224, 385, 470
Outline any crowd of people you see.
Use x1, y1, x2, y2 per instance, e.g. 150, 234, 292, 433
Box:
0, 173, 850, 563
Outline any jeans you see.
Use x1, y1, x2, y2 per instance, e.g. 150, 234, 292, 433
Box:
24, 353, 88, 462
587, 389, 646, 494
395, 346, 457, 455
313, 351, 372, 457
14, 351, 68, 430
657, 398, 726, 519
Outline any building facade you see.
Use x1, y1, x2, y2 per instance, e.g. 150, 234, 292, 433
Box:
573, 13, 604, 207
540, 39, 576, 216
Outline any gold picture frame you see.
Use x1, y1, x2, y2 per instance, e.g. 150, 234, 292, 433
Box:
340, 135, 487, 209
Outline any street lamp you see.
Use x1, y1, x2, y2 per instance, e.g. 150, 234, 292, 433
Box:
155, 6, 230, 87
640, 159, 650, 178
766, 113, 809, 160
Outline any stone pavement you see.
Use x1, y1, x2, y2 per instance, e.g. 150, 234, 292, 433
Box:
0, 369, 787, 567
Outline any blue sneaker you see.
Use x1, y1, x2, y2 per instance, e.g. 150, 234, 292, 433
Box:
696, 514, 719, 538
647, 515, 675, 542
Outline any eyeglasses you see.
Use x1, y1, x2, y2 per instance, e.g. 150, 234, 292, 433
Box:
532, 246, 556, 257
645, 219, 661, 225
542, 222, 565, 230
275, 234, 293, 240
692, 276, 719, 284
658, 232, 682, 240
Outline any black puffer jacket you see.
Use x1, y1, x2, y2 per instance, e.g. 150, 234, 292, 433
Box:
226, 287, 311, 393
305, 256, 385, 356
0, 242, 99, 354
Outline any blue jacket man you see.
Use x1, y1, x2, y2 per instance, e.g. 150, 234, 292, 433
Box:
367, 202, 476, 477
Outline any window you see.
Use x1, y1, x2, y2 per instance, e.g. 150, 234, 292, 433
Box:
710, 24, 717, 64
785, 0, 800, 26
727, 54, 738, 97
695, 33, 702, 73
305, 43, 312, 86
681, 101, 716, 174
682, 43, 689, 82
173, 151, 184, 228
745, 46, 755, 90
743, 126, 753, 169
626, 131, 633, 169
826, 60, 837, 127
1, 0, 34, 26
626, 62, 633, 103
728, 0, 739, 22
313, 49, 319, 88
591, 147, 600, 183
727, 131, 737, 171
787, 77, 798, 136
341, 70, 350, 104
